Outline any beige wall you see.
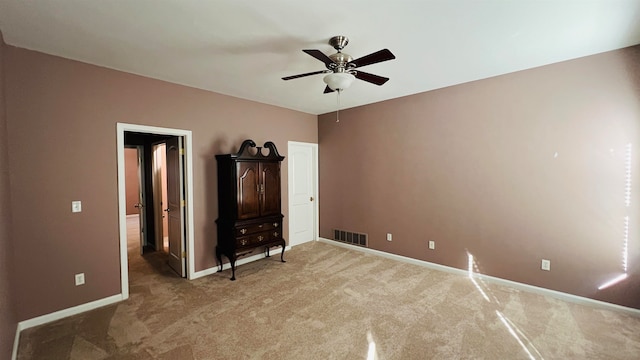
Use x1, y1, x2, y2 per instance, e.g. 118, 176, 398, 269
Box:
4, 45, 317, 320
319, 46, 640, 309
0, 31, 17, 360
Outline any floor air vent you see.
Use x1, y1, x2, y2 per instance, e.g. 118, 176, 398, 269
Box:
333, 229, 368, 247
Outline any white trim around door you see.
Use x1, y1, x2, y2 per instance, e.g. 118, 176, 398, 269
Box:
116, 123, 196, 300
287, 141, 319, 247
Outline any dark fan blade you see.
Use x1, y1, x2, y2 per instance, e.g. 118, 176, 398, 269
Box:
354, 71, 389, 86
348, 49, 395, 68
282, 70, 326, 80
323, 85, 335, 94
303, 49, 335, 67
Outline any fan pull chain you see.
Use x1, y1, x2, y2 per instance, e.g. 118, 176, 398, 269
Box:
336, 90, 341, 123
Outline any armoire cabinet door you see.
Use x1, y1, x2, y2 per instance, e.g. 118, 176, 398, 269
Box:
237, 161, 260, 219
260, 162, 281, 216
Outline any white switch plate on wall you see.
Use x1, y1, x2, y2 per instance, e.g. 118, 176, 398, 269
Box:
428, 240, 435, 250
71, 201, 82, 213
75, 273, 85, 286
541, 259, 551, 271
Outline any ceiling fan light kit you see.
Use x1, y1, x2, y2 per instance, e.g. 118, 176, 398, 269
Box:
323, 72, 355, 91
282, 35, 396, 94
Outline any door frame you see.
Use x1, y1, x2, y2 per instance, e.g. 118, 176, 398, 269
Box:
287, 141, 319, 246
117, 123, 195, 299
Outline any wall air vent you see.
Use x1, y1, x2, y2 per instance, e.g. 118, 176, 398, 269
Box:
333, 229, 368, 247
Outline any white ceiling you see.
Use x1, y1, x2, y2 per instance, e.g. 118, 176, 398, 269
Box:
1, 0, 639, 115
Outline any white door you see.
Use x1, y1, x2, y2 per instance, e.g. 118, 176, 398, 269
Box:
152, 143, 167, 252
166, 137, 186, 277
288, 142, 318, 246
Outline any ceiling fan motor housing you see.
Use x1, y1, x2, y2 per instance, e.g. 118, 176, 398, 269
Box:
329, 52, 353, 72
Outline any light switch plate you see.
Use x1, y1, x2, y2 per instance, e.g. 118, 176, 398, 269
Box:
428, 240, 435, 250
72, 201, 82, 213
541, 259, 551, 271
75, 273, 85, 286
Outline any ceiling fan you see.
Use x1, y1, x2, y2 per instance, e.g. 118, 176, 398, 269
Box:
282, 35, 396, 93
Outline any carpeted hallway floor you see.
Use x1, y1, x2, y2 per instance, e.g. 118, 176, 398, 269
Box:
16, 219, 640, 359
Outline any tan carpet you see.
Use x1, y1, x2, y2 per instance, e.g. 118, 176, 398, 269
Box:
17, 239, 640, 359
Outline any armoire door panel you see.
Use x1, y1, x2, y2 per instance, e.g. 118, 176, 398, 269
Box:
237, 162, 260, 219
260, 162, 281, 216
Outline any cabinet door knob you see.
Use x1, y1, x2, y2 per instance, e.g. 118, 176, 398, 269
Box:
273, 232, 279, 238
240, 228, 247, 234
240, 239, 247, 246
258, 236, 264, 241
273, 223, 278, 227
310, 196, 314, 202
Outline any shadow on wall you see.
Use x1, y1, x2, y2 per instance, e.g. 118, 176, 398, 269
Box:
621, 45, 640, 100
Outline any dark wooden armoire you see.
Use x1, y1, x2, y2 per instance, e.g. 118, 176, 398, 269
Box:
215, 140, 286, 280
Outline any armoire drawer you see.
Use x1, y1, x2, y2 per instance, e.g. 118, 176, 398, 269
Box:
236, 228, 284, 248
235, 221, 281, 237
236, 232, 271, 248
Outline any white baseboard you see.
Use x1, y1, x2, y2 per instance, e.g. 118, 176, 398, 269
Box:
191, 245, 291, 280
317, 238, 640, 316
12, 294, 123, 360
18, 294, 124, 331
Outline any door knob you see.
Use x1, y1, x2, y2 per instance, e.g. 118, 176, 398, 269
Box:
134, 203, 143, 208
310, 196, 314, 202
164, 208, 170, 212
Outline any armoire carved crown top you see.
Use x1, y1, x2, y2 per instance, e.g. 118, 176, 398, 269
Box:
229, 139, 284, 161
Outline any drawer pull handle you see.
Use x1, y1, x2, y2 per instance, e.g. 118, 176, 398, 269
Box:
273, 223, 278, 227
258, 236, 264, 241
273, 232, 279, 237
240, 239, 247, 246
240, 229, 247, 234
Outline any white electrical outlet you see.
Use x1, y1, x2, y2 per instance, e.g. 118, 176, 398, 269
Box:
71, 201, 82, 213
541, 259, 551, 271
428, 240, 435, 250
75, 273, 85, 286
386, 233, 392, 241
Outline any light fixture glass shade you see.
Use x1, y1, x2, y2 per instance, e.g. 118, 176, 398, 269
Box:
323, 72, 355, 91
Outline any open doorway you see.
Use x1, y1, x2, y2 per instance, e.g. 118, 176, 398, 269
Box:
124, 143, 170, 256
117, 123, 195, 299
124, 146, 147, 256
